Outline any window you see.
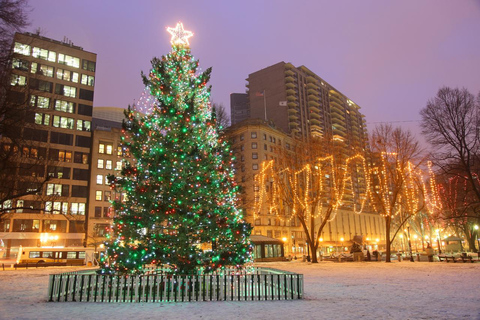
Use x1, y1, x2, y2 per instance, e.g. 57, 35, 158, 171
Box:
94, 207, 102, 218
79, 89, 94, 101
31, 95, 50, 109
264, 144, 267, 150
32, 47, 56, 62
105, 160, 112, 170
71, 186, 88, 198
74, 152, 89, 164
81, 74, 95, 86
56, 69, 79, 82
252, 164, 259, 170
46, 183, 68, 196
31, 62, 54, 77
53, 115, 75, 129
58, 54, 80, 68
77, 104, 92, 116
82, 59, 96, 72
55, 84, 76, 98
54, 100, 75, 113
34, 113, 50, 126
251, 132, 257, 138
263, 133, 267, 140
251, 142, 257, 149
240, 134, 244, 141
252, 152, 258, 159
31, 79, 52, 92
106, 145, 113, 155
71, 203, 86, 215
97, 159, 104, 169
241, 155, 245, 162
75, 136, 91, 148
47, 166, 71, 179
96, 175, 103, 185
55, 150, 72, 162
95, 191, 102, 201
12, 58, 29, 71
76, 119, 91, 131
104, 176, 110, 185
115, 161, 122, 171
104, 191, 111, 201
103, 207, 111, 218
14, 42, 30, 55
99, 143, 105, 154
11, 74, 26, 86
72, 168, 89, 181
117, 146, 122, 156
240, 145, 244, 151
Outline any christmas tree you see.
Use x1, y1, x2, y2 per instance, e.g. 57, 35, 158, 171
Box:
100, 23, 252, 275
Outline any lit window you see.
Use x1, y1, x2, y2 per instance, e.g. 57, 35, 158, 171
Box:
106, 145, 113, 155
76, 119, 91, 131
117, 146, 122, 156
252, 152, 258, 159
53, 115, 74, 129
81, 74, 95, 86
95, 191, 102, 201
99, 144, 105, 154
32, 47, 56, 62
252, 164, 258, 170
251, 132, 257, 139
54, 100, 75, 113
58, 53, 80, 68
96, 175, 103, 184
11, 74, 26, 86
97, 159, 104, 169
35, 113, 50, 126
14, 42, 30, 55
115, 161, 122, 171
105, 176, 110, 185
105, 160, 112, 170
251, 142, 257, 149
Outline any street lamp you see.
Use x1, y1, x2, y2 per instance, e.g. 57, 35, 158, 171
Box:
340, 237, 344, 252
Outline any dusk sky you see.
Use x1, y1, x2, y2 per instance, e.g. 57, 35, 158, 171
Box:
28, 0, 480, 142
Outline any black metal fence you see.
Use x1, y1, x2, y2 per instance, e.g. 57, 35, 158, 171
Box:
47, 268, 303, 303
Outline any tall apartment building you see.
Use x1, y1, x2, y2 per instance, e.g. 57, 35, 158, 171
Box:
0, 32, 96, 253
230, 93, 249, 125
246, 62, 368, 153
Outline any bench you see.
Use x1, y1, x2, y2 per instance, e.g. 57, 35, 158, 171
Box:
457, 256, 474, 263
438, 255, 456, 262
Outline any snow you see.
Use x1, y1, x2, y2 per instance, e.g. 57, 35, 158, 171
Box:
1, 261, 479, 320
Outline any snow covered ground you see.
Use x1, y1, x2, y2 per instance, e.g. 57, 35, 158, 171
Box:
0, 260, 479, 320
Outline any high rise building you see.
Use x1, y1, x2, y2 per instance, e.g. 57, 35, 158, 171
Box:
246, 62, 368, 153
230, 93, 249, 125
0, 32, 96, 252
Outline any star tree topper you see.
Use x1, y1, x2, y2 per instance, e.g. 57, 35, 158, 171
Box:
167, 22, 194, 46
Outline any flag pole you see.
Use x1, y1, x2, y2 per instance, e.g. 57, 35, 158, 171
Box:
263, 90, 267, 121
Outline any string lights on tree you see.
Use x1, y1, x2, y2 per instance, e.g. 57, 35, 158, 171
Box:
100, 22, 252, 275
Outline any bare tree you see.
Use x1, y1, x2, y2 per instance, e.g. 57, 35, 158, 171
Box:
254, 137, 367, 263
368, 124, 426, 262
421, 87, 480, 250
211, 102, 230, 133
0, 0, 29, 69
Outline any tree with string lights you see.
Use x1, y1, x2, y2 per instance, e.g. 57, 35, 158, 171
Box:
100, 23, 252, 275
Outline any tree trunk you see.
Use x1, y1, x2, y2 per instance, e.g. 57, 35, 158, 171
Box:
385, 216, 391, 262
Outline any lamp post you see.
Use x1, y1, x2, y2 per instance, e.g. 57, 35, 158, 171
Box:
340, 238, 344, 253
436, 229, 442, 254
407, 227, 414, 262
474, 225, 479, 257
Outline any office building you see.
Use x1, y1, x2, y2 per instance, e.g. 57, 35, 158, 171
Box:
0, 32, 96, 252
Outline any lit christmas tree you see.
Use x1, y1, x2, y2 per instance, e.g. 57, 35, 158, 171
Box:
100, 23, 252, 275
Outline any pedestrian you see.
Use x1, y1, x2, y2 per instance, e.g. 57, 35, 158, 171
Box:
425, 242, 434, 262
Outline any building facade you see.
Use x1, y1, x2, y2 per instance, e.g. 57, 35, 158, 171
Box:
246, 62, 368, 154
230, 93, 249, 125
86, 107, 126, 249
0, 32, 96, 253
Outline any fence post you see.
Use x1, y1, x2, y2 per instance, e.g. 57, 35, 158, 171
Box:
72, 274, 78, 302
48, 274, 55, 302
57, 275, 63, 302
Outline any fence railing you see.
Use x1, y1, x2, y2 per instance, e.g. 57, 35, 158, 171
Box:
47, 268, 303, 303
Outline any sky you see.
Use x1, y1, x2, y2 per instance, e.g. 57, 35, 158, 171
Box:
27, 0, 480, 142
